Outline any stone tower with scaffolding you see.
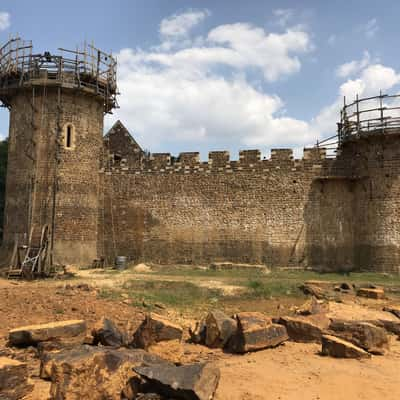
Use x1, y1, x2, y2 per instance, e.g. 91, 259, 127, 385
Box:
0, 37, 117, 271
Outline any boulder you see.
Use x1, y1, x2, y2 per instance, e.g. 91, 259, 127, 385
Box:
92, 317, 125, 347
329, 320, 389, 355
228, 312, 288, 353
356, 288, 385, 299
321, 335, 371, 359
134, 362, 220, 400
204, 310, 237, 348
9, 320, 86, 346
40, 345, 169, 400
296, 296, 329, 316
131, 313, 183, 349
277, 315, 330, 343
0, 357, 33, 399
383, 305, 400, 319
368, 319, 400, 336
299, 281, 336, 300
189, 320, 206, 344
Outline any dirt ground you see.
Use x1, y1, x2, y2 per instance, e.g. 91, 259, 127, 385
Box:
0, 268, 399, 400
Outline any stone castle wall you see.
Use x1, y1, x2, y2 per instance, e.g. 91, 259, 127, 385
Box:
101, 124, 400, 273
100, 131, 360, 270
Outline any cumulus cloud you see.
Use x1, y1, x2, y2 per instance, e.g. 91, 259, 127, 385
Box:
207, 23, 311, 81
336, 51, 371, 78
108, 12, 316, 155
109, 10, 400, 158
311, 62, 400, 138
160, 9, 210, 38
0, 12, 10, 30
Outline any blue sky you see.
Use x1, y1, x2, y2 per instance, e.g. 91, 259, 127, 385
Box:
0, 1, 399, 158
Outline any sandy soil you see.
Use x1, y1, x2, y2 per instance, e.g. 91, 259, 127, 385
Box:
0, 273, 399, 400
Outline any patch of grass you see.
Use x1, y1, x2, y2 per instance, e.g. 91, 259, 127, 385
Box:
121, 280, 223, 309
244, 278, 302, 299
98, 288, 123, 300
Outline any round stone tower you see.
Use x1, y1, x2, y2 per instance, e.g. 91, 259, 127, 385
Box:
0, 37, 117, 266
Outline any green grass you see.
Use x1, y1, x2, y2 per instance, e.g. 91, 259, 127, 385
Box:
244, 278, 302, 299
98, 279, 223, 311
96, 268, 400, 312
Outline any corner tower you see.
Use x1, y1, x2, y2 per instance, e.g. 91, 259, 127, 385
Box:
0, 37, 117, 266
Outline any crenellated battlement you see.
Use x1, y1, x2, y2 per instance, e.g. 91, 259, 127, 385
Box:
103, 144, 334, 175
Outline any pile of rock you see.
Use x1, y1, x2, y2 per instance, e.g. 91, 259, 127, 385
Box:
4, 315, 220, 400
190, 310, 289, 353
190, 296, 400, 360
3, 297, 400, 399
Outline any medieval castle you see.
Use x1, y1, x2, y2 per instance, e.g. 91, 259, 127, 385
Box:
1, 38, 400, 273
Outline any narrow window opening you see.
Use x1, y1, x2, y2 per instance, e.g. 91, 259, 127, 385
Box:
66, 125, 72, 148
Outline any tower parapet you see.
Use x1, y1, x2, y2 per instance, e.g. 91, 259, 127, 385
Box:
338, 93, 400, 144
0, 37, 117, 113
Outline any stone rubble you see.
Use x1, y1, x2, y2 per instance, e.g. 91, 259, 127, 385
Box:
321, 335, 371, 359
228, 312, 288, 353
0, 356, 34, 399
133, 362, 220, 400
356, 287, 385, 299
328, 320, 389, 355
131, 313, 183, 350
277, 314, 330, 343
8, 320, 86, 346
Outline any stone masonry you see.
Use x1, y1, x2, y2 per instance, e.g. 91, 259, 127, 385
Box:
100, 121, 400, 273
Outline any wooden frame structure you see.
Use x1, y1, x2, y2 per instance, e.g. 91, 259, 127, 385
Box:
8, 224, 50, 279
0, 36, 118, 113
338, 92, 400, 144
315, 92, 400, 155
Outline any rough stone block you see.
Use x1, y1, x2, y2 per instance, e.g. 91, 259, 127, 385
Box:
9, 320, 86, 346
357, 288, 385, 299
134, 362, 220, 400
278, 315, 330, 343
0, 357, 33, 400
228, 312, 288, 353
329, 320, 389, 354
92, 317, 125, 347
131, 313, 183, 349
40, 345, 169, 399
205, 310, 237, 348
321, 335, 371, 359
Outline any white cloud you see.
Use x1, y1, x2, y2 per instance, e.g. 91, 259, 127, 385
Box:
207, 23, 311, 81
336, 51, 370, 78
0, 12, 10, 30
109, 11, 400, 158
160, 9, 210, 38
273, 8, 294, 28
109, 15, 315, 154
311, 62, 400, 139
358, 18, 379, 39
